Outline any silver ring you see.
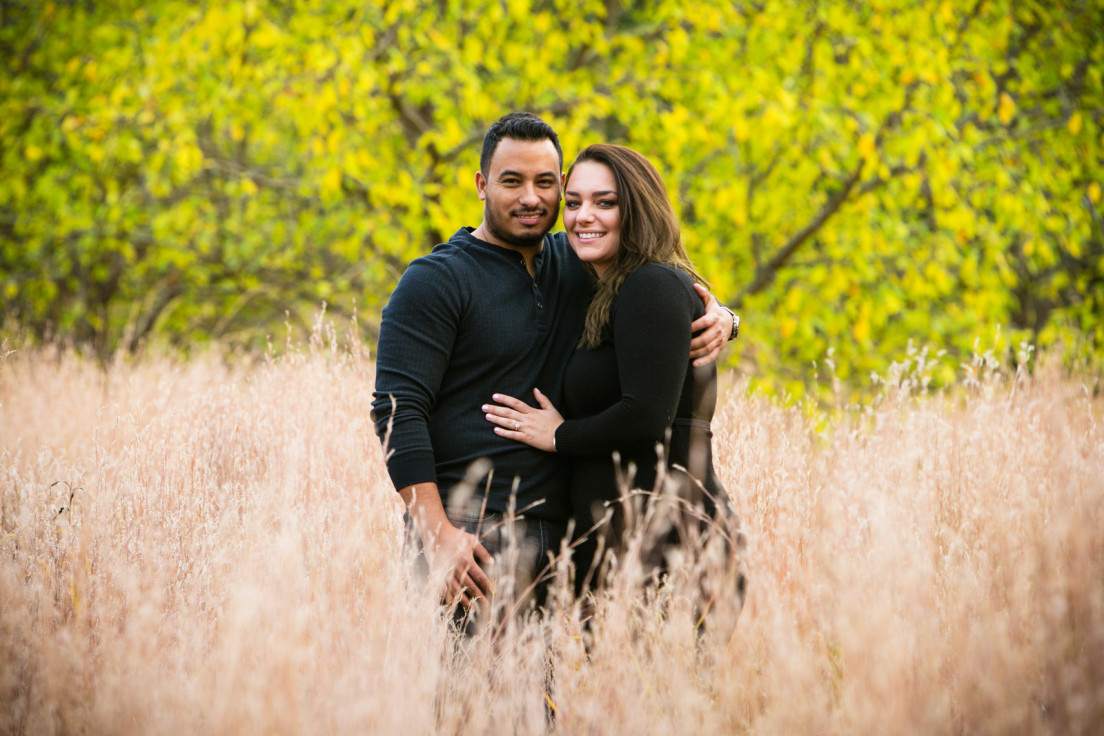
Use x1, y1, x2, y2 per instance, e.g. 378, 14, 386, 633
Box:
514, 421, 520, 431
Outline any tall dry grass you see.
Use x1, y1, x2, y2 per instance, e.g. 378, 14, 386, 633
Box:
2, 328, 1102, 735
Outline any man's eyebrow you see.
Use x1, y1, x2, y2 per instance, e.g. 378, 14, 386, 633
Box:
498, 169, 559, 180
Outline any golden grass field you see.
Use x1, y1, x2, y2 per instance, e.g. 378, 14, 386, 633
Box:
2, 330, 1102, 735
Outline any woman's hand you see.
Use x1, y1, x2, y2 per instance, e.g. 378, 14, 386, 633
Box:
483, 388, 563, 452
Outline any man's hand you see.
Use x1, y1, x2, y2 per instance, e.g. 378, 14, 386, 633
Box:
689, 283, 735, 367
423, 521, 494, 608
401, 483, 495, 608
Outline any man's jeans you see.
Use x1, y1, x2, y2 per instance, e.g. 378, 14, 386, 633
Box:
404, 507, 569, 628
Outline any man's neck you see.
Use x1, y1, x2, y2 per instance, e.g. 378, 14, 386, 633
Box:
470, 225, 543, 277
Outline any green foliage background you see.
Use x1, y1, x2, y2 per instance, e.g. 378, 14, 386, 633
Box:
2, 0, 1102, 397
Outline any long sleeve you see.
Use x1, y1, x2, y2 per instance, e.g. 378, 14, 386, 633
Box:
371, 257, 462, 490
554, 265, 697, 457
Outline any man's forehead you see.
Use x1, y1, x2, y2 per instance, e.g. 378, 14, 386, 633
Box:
488, 138, 561, 176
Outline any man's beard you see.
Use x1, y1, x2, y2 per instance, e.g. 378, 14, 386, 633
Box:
484, 203, 558, 248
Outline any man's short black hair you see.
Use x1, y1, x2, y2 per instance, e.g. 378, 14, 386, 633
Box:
480, 112, 564, 175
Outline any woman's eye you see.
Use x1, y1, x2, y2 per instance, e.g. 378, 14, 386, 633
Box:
565, 201, 580, 209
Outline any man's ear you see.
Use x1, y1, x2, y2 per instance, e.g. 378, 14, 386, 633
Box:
475, 171, 487, 201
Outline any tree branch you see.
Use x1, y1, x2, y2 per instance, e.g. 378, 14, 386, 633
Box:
734, 159, 864, 305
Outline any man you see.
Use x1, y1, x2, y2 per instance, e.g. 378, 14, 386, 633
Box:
371, 112, 736, 613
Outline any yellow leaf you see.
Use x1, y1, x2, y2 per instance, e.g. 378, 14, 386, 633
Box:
784, 288, 802, 312
939, 1, 954, 24
1068, 111, 1083, 135
762, 106, 778, 128
322, 167, 342, 196
852, 316, 870, 342
780, 317, 797, 339
506, 0, 527, 20
857, 133, 875, 158
997, 92, 1016, 125
1089, 181, 1101, 205
732, 119, 749, 143
734, 202, 747, 227
356, 148, 376, 170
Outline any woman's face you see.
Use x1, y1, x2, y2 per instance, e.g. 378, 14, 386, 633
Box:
563, 160, 622, 278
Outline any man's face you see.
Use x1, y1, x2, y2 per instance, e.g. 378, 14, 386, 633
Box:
475, 138, 563, 249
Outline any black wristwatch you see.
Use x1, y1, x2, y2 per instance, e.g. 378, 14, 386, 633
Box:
720, 306, 740, 341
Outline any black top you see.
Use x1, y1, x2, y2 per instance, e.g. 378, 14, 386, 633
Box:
371, 228, 592, 522
554, 264, 725, 515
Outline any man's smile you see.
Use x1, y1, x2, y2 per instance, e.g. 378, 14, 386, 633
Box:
513, 209, 546, 225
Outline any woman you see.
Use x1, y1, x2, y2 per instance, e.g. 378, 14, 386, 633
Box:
484, 144, 746, 624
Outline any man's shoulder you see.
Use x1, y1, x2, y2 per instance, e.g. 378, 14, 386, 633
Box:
541, 231, 586, 276
401, 229, 482, 276
546, 231, 569, 249
416, 228, 474, 261
545, 231, 580, 260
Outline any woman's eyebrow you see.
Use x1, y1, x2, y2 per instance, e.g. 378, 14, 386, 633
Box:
565, 189, 618, 197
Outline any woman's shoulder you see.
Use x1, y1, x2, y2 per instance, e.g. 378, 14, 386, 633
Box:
622, 263, 698, 300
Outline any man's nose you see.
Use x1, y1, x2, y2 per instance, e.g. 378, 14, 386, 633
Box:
519, 184, 540, 207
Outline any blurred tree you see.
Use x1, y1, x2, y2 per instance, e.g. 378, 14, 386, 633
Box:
1, 0, 1101, 396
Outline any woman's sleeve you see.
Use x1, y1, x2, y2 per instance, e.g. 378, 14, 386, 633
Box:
554, 266, 695, 456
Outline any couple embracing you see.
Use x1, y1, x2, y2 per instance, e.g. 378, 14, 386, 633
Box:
372, 112, 747, 638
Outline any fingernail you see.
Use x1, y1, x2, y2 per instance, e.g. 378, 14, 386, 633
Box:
492, 394, 500, 400
481, 405, 489, 411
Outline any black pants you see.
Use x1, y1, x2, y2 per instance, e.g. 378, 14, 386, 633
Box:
404, 508, 569, 629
